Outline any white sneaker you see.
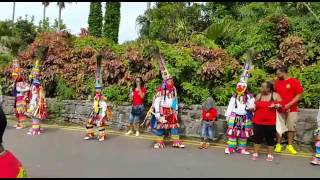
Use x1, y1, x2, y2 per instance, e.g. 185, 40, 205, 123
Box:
135, 131, 140, 137
125, 130, 133, 136
240, 149, 251, 155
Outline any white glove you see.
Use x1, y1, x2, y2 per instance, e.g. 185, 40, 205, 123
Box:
159, 116, 167, 124
155, 113, 161, 119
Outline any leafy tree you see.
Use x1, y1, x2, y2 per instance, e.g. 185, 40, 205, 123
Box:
103, 2, 121, 43
88, 2, 103, 37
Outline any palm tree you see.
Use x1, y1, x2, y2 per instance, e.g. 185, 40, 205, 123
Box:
12, 2, 16, 22
56, 2, 73, 30
57, 2, 65, 30
147, 2, 151, 10
42, 2, 50, 23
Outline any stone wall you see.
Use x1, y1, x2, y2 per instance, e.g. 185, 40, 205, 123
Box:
2, 96, 318, 145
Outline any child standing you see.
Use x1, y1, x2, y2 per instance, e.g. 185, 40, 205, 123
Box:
199, 97, 218, 149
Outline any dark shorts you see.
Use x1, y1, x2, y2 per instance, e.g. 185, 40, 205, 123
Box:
129, 105, 145, 124
253, 123, 276, 146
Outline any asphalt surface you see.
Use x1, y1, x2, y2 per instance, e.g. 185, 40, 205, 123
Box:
2, 125, 320, 178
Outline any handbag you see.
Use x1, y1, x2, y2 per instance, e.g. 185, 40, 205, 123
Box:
276, 111, 288, 136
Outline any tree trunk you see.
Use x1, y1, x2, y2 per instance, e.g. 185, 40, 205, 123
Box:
58, 6, 62, 30
43, 5, 46, 23
12, 2, 16, 22
147, 2, 151, 10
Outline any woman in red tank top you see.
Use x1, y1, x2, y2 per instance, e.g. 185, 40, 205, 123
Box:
251, 81, 283, 162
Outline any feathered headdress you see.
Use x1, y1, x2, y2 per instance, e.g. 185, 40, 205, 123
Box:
236, 48, 256, 95
29, 46, 48, 83
154, 48, 171, 80
239, 48, 256, 84
95, 53, 103, 90
29, 59, 40, 82
11, 59, 22, 80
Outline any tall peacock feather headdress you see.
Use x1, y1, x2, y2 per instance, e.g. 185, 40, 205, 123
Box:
95, 53, 103, 90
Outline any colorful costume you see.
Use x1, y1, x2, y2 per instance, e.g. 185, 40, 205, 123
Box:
149, 51, 185, 149
12, 59, 30, 130
1, 103, 27, 178
224, 57, 255, 155
310, 106, 320, 165
84, 54, 111, 142
0, 151, 27, 178
26, 59, 48, 135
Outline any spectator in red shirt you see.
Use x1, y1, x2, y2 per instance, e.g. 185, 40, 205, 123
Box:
274, 66, 304, 155
251, 81, 283, 162
0, 105, 27, 178
126, 77, 147, 137
198, 97, 218, 149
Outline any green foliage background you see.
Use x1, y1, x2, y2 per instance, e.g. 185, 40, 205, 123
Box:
1, 2, 320, 109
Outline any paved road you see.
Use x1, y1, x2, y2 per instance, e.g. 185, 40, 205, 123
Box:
3, 125, 320, 178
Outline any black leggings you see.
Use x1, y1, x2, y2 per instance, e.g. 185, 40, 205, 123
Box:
253, 123, 276, 146
0, 106, 7, 144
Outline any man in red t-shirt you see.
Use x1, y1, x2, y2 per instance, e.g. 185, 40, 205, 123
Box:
126, 77, 147, 137
274, 66, 304, 155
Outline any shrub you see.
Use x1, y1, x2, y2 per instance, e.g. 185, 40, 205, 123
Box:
289, 62, 320, 108
103, 84, 129, 104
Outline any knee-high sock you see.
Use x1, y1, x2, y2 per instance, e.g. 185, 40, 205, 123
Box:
227, 135, 237, 150
238, 138, 247, 150
153, 129, 165, 143
98, 121, 106, 137
31, 118, 40, 131
315, 140, 320, 160
171, 128, 180, 143
86, 119, 94, 135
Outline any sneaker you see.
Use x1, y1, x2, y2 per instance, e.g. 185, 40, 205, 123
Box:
125, 130, 133, 136
198, 142, 206, 149
98, 134, 106, 142
251, 153, 258, 161
285, 145, 297, 155
266, 154, 274, 162
15, 124, 24, 130
239, 149, 250, 155
172, 141, 185, 148
225, 148, 234, 154
135, 131, 140, 137
154, 142, 165, 149
83, 133, 95, 140
274, 143, 282, 153
203, 142, 209, 149
27, 130, 41, 136
310, 157, 320, 165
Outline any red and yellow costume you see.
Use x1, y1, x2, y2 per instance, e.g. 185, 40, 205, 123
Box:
26, 60, 48, 135
12, 59, 30, 129
148, 51, 184, 149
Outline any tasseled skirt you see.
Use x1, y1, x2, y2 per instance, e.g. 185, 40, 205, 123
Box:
155, 107, 179, 130
226, 113, 253, 139
15, 96, 28, 122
